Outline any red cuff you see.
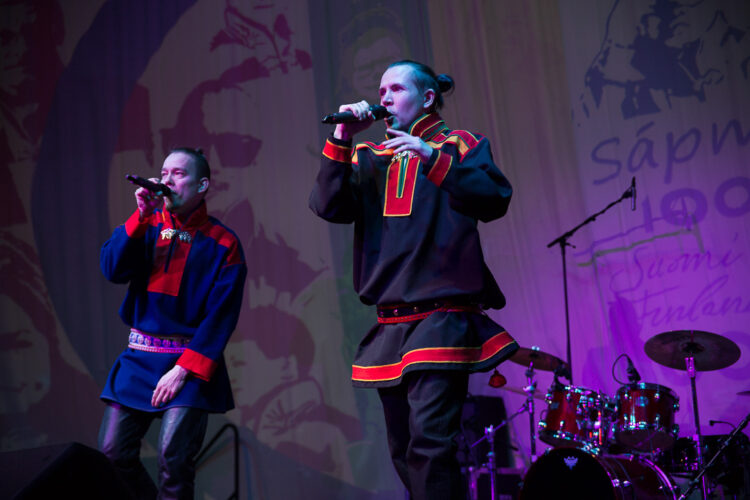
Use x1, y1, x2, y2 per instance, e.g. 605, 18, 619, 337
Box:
177, 349, 217, 382
322, 139, 353, 163
124, 209, 150, 238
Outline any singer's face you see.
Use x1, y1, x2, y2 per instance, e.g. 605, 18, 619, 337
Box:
160, 152, 208, 215
379, 65, 427, 131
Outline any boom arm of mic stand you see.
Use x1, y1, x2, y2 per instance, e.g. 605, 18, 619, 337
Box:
545, 183, 633, 384
546, 188, 631, 249
677, 411, 750, 500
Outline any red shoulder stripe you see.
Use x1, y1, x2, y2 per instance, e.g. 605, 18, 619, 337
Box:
202, 223, 244, 266
433, 131, 483, 161
450, 130, 481, 148
426, 150, 452, 187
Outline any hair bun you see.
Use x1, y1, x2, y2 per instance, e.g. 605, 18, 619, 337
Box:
436, 74, 454, 94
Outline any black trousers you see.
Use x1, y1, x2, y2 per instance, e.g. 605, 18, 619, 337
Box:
378, 370, 469, 500
98, 403, 208, 500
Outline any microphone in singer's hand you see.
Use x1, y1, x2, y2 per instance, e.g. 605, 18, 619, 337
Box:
321, 105, 390, 124
126, 174, 172, 196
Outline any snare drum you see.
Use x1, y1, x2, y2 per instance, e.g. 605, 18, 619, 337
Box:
520, 447, 676, 500
615, 382, 679, 452
538, 385, 614, 451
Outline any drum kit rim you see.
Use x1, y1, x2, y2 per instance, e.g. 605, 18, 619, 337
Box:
475, 330, 749, 500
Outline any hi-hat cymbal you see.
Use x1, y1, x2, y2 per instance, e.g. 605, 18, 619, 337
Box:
510, 346, 568, 372
644, 330, 740, 371
498, 385, 546, 401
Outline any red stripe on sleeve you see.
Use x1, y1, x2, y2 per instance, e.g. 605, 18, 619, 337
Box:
322, 139, 353, 163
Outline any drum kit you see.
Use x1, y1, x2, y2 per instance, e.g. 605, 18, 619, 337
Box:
471, 330, 750, 500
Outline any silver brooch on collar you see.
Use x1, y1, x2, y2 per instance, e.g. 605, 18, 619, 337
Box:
160, 228, 192, 243
392, 151, 416, 162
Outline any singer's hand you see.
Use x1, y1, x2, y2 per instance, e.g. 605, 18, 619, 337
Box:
151, 365, 189, 408
333, 100, 375, 141
135, 177, 164, 219
382, 129, 433, 163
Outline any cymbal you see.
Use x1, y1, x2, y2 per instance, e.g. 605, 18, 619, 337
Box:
498, 385, 546, 401
644, 330, 740, 371
510, 346, 568, 372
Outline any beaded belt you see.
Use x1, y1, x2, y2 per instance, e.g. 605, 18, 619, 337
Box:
128, 328, 191, 353
376, 301, 481, 324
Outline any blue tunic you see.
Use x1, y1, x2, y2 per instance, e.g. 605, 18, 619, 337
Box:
100, 201, 247, 412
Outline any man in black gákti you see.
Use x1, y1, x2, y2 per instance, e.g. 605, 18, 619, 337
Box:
310, 60, 518, 499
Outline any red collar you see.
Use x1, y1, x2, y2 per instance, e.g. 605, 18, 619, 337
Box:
385, 113, 449, 141
161, 200, 209, 230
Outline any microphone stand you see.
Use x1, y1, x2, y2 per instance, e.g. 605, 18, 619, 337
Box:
546, 179, 635, 383
677, 411, 750, 500
686, 354, 709, 499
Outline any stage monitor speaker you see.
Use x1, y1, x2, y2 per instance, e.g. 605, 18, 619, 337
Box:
0, 442, 133, 499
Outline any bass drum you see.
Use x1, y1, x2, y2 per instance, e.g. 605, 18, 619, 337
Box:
520, 448, 676, 500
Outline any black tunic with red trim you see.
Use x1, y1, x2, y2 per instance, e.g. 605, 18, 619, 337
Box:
100, 201, 247, 412
310, 113, 518, 387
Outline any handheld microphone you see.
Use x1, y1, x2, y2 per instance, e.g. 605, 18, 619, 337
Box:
625, 355, 641, 383
126, 174, 172, 196
630, 176, 636, 211
321, 105, 390, 124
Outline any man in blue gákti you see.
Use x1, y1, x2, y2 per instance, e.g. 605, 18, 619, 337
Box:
99, 147, 247, 499
309, 60, 519, 500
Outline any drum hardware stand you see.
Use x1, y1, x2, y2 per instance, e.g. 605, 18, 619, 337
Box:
547, 177, 635, 384
686, 353, 709, 500
469, 362, 539, 500
468, 404, 527, 500
678, 411, 750, 500
642, 330, 741, 499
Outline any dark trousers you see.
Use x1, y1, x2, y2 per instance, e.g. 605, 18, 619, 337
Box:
378, 370, 469, 500
98, 403, 208, 500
